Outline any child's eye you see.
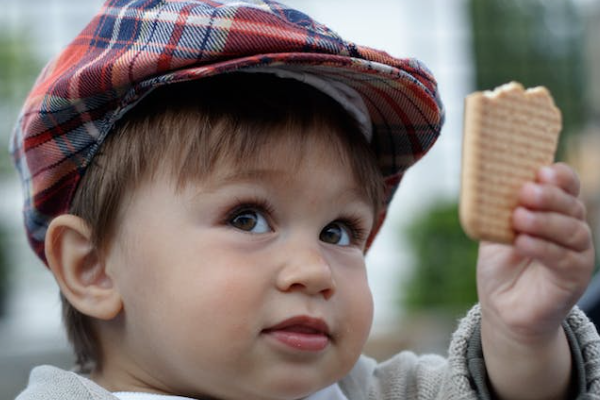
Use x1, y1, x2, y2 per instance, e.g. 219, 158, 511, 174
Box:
229, 209, 271, 233
320, 222, 352, 246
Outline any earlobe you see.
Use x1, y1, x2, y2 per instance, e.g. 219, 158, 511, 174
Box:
45, 215, 122, 320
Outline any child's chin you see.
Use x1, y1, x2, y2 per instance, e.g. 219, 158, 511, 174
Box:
259, 372, 343, 400
264, 386, 328, 400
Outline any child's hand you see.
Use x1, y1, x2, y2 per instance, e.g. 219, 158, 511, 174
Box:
476, 162, 595, 400
477, 162, 594, 339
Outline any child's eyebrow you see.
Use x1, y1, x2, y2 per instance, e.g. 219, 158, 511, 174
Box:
186, 168, 292, 195
199, 168, 373, 205
218, 168, 286, 184
193, 168, 288, 190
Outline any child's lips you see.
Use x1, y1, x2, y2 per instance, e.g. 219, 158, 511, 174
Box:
263, 316, 331, 352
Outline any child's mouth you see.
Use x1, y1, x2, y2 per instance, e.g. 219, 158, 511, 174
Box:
263, 316, 331, 352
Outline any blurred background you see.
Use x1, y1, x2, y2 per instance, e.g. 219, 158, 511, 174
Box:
0, 0, 599, 398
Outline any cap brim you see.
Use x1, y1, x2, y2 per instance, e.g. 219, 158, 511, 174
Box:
117, 52, 444, 180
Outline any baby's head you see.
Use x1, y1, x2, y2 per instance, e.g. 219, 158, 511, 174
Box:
55, 73, 383, 398
10, 0, 444, 398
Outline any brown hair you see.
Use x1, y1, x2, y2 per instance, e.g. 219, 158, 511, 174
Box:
66, 73, 385, 369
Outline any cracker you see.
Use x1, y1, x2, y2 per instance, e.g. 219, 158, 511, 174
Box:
459, 82, 562, 243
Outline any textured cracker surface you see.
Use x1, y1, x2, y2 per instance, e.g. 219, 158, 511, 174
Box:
460, 82, 562, 243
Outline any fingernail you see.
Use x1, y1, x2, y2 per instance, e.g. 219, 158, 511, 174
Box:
527, 182, 542, 199
539, 166, 555, 181
522, 180, 538, 191
515, 206, 532, 220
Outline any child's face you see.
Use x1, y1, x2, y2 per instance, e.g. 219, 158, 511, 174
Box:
99, 129, 376, 399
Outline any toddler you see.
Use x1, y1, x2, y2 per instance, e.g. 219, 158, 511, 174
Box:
10, 1, 599, 399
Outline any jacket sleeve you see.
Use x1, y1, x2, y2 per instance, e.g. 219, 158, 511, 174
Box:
564, 306, 600, 398
16, 365, 118, 400
338, 305, 600, 400
463, 306, 600, 400
338, 306, 482, 400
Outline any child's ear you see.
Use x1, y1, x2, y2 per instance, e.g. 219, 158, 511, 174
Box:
45, 215, 122, 320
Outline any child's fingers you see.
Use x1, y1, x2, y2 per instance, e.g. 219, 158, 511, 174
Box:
513, 207, 592, 252
519, 182, 586, 220
514, 233, 592, 277
537, 163, 580, 197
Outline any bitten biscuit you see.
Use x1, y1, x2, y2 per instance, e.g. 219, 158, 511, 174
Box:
460, 82, 562, 243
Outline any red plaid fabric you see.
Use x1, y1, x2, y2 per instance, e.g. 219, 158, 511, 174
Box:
10, 0, 444, 263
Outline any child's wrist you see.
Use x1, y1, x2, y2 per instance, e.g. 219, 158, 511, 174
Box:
481, 313, 572, 400
479, 302, 566, 347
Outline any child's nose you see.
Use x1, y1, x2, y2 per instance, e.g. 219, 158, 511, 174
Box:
275, 245, 336, 300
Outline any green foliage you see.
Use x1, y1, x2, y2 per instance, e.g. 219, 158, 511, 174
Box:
0, 227, 7, 317
0, 30, 40, 314
402, 202, 479, 315
0, 30, 41, 174
0, 31, 40, 103
468, 0, 586, 154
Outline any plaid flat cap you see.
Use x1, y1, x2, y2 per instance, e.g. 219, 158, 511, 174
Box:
10, 0, 444, 263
